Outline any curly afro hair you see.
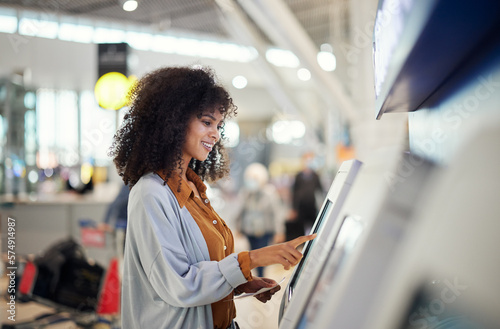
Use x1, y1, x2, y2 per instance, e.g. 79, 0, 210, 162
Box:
109, 66, 237, 188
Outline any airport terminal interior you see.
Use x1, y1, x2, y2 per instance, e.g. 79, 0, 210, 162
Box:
0, 0, 500, 328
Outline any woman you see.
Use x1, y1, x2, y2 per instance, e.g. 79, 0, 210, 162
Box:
110, 66, 315, 329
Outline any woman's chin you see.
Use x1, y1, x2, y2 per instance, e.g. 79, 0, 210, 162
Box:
194, 154, 209, 162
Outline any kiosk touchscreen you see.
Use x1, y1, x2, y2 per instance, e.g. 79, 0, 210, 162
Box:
278, 159, 362, 323
299, 153, 436, 329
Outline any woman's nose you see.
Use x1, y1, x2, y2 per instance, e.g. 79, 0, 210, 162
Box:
211, 128, 220, 142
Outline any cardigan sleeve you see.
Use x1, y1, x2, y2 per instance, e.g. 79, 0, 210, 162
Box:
129, 183, 249, 308
148, 249, 246, 308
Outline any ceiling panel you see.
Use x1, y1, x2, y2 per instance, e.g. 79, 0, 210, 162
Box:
0, 0, 349, 124
0, 0, 344, 48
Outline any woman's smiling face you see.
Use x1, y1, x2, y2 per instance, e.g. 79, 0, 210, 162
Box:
182, 109, 223, 162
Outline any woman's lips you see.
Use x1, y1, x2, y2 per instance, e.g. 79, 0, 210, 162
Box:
202, 141, 213, 151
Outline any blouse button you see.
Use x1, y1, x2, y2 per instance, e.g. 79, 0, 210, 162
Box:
224, 246, 227, 251
204, 199, 209, 204
213, 220, 217, 225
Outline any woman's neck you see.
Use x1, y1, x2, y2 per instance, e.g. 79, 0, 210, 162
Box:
178, 155, 192, 182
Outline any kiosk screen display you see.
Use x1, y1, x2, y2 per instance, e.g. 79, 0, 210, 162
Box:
288, 200, 333, 293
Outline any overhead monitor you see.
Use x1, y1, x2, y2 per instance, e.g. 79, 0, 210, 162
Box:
373, 0, 500, 119
278, 159, 362, 323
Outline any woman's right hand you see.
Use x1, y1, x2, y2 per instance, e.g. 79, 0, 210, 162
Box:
249, 234, 316, 270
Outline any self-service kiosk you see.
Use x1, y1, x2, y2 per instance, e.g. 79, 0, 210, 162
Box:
294, 152, 437, 329
363, 123, 500, 329
278, 159, 362, 325
280, 151, 437, 329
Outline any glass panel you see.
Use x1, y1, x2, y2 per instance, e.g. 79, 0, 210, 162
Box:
79, 90, 116, 165
36, 89, 56, 150
0, 14, 17, 33
55, 90, 79, 166
0, 114, 5, 160
58, 23, 94, 43
24, 110, 36, 166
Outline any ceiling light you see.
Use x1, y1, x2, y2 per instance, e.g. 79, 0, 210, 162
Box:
0, 11, 17, 33
265, 48, 300, 68
232, 75, 248, 89
320, 43, 333, 53
297, 68, 311, 81
122, 0, 138, 12
317, 51, 337, 72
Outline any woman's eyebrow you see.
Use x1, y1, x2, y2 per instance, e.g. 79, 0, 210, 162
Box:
201, 114, 223, 125
201, 114, 216, 120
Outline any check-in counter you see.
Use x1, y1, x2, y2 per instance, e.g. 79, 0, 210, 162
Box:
0, 194, 115, 268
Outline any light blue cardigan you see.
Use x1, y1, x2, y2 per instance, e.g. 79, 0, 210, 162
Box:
121, 173, 248, 329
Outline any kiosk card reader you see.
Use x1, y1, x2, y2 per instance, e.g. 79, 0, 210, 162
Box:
278, 159, 362, 324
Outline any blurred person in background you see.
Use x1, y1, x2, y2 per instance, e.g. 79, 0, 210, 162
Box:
109, 66, 315, 329
98, 182, 129, 258
288, 152, 324, 239
234, 162, 286, 277
99, 182, 129, 233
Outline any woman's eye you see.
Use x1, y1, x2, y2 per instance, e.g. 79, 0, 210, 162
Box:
203, 121, 211, 126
